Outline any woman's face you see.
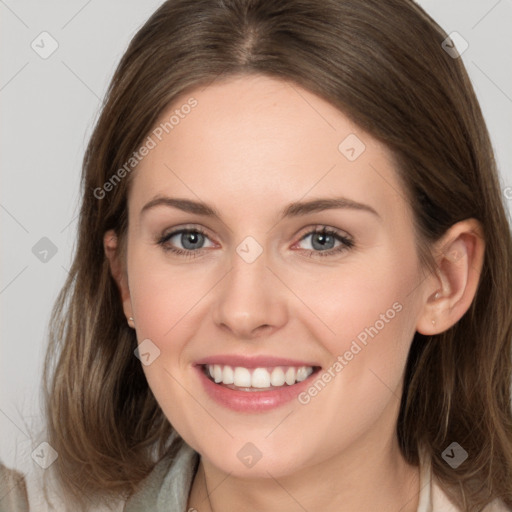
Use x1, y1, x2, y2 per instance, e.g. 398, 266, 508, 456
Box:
122, 74, 430, 477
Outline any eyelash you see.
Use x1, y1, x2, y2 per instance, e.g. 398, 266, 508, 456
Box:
156, 226, 354, 259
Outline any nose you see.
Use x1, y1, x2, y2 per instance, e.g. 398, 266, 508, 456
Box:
211, 246, 288, 340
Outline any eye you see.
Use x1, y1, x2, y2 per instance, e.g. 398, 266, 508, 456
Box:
156, 225, 354, 259
157, 227, 215, 257
294, 226, 354, 257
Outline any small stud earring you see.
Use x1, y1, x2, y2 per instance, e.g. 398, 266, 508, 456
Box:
434, 291, 440, 300
431, 319, 436, 326
128, 317, 135, 328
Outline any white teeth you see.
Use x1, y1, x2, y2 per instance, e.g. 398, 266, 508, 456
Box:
285, 367, 296, 385
213, 364, 223, 383
205, 364, 315, 388
296, 366, 313, 382
233, 367, 251, 387
222, 365, 234, 384
251, 368, 271, 388
270, 367, 285, 386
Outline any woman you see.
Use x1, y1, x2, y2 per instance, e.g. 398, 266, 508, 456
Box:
42, 0, 512, 511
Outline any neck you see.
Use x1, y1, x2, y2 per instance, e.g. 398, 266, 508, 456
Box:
187, 435, 421, 512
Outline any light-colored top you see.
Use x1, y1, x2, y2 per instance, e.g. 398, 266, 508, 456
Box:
0, 462, 29, 512
123, 442, 510, 512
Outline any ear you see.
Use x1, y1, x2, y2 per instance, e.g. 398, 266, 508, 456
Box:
104, 229, 134, 326
416, 219, 485, 335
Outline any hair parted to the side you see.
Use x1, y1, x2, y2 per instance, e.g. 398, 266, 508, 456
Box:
43, 0, 512, 510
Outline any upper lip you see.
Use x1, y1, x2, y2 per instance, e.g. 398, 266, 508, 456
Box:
194, 355, 321, 369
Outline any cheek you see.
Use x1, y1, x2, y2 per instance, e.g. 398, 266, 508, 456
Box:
126, 252, 211, 438
289, 295, 417, 463
127, 247, 213, 340
288, 250, 419, 413
284, 244, 418, 353
125, 254, 201, 400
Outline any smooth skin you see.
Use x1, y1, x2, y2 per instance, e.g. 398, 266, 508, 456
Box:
105, 74, 485, 512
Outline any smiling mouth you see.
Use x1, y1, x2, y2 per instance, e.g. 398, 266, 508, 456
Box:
202, 364, 322, 391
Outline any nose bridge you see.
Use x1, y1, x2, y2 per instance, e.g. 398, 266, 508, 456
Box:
211, 236, 287, 337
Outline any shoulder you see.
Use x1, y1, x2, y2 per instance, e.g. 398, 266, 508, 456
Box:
430, 478, 510, 512
124, 440, 200, 512
417, 448, 510, 512
0, 462, 29, 512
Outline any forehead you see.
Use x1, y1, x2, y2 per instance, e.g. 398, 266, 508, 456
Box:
130, 74, 408, 222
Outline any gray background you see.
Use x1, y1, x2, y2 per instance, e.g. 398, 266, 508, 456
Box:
1, 0, 511, 495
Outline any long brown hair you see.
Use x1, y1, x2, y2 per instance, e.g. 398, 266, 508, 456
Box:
44, 0, 512, 509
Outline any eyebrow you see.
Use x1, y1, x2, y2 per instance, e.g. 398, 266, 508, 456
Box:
140, 196, 380, 220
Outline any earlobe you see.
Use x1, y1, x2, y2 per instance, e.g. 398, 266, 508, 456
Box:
103, 229, 133, 321
416, 220, 485, 335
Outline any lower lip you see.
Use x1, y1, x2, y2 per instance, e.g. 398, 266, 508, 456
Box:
195, 365, 320, 412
